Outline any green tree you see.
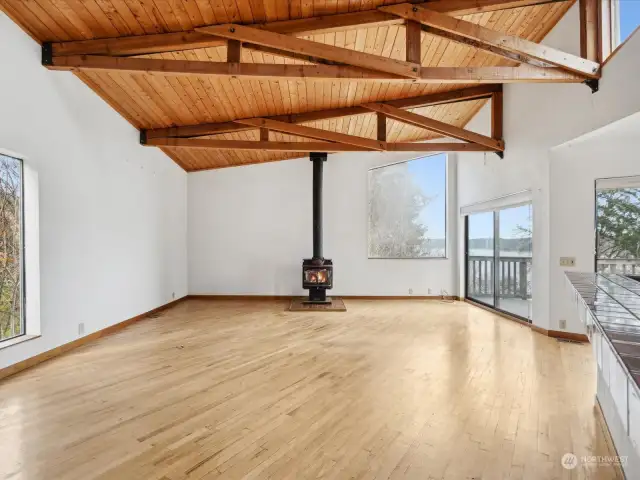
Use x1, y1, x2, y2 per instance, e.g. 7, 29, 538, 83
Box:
368, 162, 432, 257
0, 154, 22, 340
597, 188, 640, 259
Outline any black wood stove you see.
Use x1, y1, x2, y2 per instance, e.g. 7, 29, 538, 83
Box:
302, 152, 333, 304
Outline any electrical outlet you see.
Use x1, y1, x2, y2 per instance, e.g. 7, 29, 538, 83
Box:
559, 319, 567, 330
428, 288, 432, 294
559, 257, 576, 267
408, 288, 413, 295
78, 322, 85, 336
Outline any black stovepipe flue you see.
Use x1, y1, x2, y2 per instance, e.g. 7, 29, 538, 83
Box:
310, 152, 327, 261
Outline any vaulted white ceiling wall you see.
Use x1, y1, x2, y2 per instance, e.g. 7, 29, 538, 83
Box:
457, 2, 640, 332
0, 11, 188, 370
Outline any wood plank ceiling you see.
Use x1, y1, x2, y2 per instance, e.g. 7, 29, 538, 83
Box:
0, 0, 575, 171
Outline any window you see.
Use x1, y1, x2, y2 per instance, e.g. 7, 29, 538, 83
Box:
0, 153, 24, 342
614, 0, 640, 47
596, 176, 640, 276
368, 154, 446, 259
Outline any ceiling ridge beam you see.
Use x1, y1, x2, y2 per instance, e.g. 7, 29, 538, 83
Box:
362, 103, 504, 151
196, 24, 421, 79
49, 0, 569, 57
143, 85, 501, 139
380, 3, 600, 78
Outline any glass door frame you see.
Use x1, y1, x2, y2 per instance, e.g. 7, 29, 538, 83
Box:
464, 209, 532, 324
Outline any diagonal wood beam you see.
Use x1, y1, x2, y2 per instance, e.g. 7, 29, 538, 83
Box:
145, 85, 500, 139
196, 24, 420, 79
418, 66, 581, 82
380, 3, 600, 78
424, 0, 567, 15
49, 0, 567, 57
234, 118, 386, 150
363, 103, 504, 151
419, 25, 552, 67
45, 54, 583, 84
144, 139, 367, 152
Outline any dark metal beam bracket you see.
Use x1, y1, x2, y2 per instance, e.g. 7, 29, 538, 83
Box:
41, 42, 53, 66
584, 78, 599, 94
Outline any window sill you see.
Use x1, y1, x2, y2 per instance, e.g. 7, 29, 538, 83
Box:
0, 334, 40, 351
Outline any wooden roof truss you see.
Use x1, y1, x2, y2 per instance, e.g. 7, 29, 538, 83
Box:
142, 84, 506, 159
36, 0, 604, 168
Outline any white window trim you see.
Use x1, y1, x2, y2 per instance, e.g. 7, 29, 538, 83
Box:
0, 148, 41, 345
460, 190, 532, 216
612, 0, 621, 48
596, 175, 640, 191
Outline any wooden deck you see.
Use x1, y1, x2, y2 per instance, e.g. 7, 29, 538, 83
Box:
0, 299, 622, 479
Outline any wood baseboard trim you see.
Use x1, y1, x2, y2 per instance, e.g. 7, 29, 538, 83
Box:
188, 294, 458, 301
341, 295, 458, 300
532, 324, 589, 342
0, 296, 188, 382
464, 299, 589, 342
547, 329, 590, 342
464, 298, 532, 327
188, 294, 290, 301
530, 324, 548, 335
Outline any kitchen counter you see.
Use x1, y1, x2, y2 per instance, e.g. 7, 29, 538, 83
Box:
566, 272, 640, 477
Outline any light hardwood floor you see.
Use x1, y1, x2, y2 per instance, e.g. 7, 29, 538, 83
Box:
0, 299, 622, 480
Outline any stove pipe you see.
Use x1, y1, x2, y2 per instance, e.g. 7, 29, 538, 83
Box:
310, 152, 327, 260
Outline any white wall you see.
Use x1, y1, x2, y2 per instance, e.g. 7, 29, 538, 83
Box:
550, 113, 640, 332
189, 151, 458, 296
0, 12, 188, 369
457, 3, 640, 331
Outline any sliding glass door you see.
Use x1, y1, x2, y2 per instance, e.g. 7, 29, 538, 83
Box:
496, 204, 532, 319
466, 212, 495, 306
465, 203, 533, 322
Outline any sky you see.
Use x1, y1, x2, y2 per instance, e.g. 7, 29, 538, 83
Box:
620, 1, 640, 43
467, 205, 532, 239
406, 155, 531, 241
407, 153, 446, 239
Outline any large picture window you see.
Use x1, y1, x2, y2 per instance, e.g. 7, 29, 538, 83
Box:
596, 176, 640, 276
368, 154, 446, 259
0, 153, 24, 342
